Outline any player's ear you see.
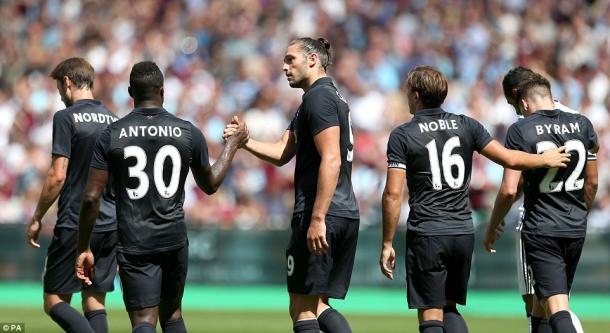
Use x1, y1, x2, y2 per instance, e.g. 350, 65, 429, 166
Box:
63, 76, 71, 90
413, 90, 420, 103
159, 86, 164, 99
128, 87, 134, 98
308, 53, 317, 68
520, 99, 528, 113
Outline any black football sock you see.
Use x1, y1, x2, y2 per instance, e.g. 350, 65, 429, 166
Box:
317, 308, 352, 333
49, 302, 95, 333
419, 320, 444, 333
549, 311, 577, 333
531, 316, 552, 333
85, 309, 108, 333
294, 319, 320, 333
132, 322, 157, 333
443, 306, 468, 333
162, 318, 186, 333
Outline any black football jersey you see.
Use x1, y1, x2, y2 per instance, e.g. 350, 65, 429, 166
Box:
52, 99, 118, 231
387, 108, 493, 235
505, 109, 598, 238
288, 77, 359, 219
91, 107, 209, 254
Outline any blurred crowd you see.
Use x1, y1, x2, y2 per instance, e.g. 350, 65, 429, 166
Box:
1, 0, 609, 231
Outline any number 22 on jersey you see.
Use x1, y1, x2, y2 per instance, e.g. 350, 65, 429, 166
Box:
536, 140, 586, 193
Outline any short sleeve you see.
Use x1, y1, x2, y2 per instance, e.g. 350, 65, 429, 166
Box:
304, 90, 339, 136
190, 124, 210, 169
52, 111, 73, 158
387, 129, 407, 169
287, 113, 296, 131
582, 116, 599, 160
91, 127, 111, 171
465, 116, 493, 152
504, 124, 526, 151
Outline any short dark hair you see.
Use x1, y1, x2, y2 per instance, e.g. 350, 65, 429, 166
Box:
405, 66, 448, 108
502, 66, 536, 101
50, 57, 95, 89
516, 72, 552, 101
289, 37, 332, 71
129, 61, 164, 98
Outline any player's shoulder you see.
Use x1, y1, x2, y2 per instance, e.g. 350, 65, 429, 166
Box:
304, 80, 340, 103
554, 100, 579, 114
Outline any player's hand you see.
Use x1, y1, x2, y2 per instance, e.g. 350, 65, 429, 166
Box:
483, 220, 505, 253
542, 146, 571, 168
224, 116, 249, 147
26, 217, 42, 248
379, 244, 396, 279
307, 218, 328, 255
75, 249, 95, 286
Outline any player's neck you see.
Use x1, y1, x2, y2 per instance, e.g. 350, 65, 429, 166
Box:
134, 100, 162, 109
302, 72, 327, 92
524, 100, 555, 117
71, 89, 94, 102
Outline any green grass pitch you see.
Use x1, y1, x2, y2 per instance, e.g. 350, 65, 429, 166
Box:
1, 283, 608, 332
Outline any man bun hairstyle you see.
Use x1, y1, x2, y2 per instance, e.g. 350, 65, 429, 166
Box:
129, 61, 164, 98
290, 37, 332, 71
502, 66, 536, 101
50, 57, 95, 89
405, 65, 448, 108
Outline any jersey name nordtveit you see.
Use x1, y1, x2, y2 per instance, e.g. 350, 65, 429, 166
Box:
91, 107, 209, 254
505, 109, 598, 238
387, 108, 493, 235
52, 99, 117, 231
289, 77, 359, 219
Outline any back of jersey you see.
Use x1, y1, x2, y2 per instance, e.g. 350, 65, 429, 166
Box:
52, 99, 118, 232
92, 107, 209, 254
387, 108, 492, 235
505, 110, 598, 238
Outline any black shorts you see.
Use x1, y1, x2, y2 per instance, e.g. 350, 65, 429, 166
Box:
286, 212, 359, 299
43, 228, 117, 294
405, 232, 474, 309
522, 233, 584, 299
117, 243, 188, 311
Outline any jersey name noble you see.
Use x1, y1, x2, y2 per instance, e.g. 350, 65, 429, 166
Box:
119, 125, 183, 139
419, 119, 459, 133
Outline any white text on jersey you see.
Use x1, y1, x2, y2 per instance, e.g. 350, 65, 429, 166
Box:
119, 126, 183, 139
535, 123, 580, 136
73, 113, 118, 124
419, 119, 458, 133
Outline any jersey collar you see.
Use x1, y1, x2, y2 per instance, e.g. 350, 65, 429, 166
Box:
133, 107, 168, 115
304, 77, 333, 95
73, 99, 101, 106
534, 109, 561, 117
414, 107, 445, 117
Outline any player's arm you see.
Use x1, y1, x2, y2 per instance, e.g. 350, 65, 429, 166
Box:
307, 126, 341, 255
584, 160, 598, 211
484, 168, 522, 253
583, 119, 599, 211
76, 167, 108, 286
380, 167, 405, 280
479, 140, 570, 170
192, 118, 248, 194
26, 155, 69, 248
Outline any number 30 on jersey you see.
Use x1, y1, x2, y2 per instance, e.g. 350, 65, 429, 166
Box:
124, 145, 182, 199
